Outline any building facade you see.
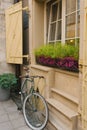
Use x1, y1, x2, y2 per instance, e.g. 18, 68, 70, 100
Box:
1, 0, 87, 130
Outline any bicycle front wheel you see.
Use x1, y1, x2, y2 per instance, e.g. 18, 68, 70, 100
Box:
23, 92, 48, 130
21, 79, 31, 105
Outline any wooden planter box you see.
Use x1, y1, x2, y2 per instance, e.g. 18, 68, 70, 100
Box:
36, 56, 79, 72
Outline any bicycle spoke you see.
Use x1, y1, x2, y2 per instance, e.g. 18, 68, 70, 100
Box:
23, 93, 48, 130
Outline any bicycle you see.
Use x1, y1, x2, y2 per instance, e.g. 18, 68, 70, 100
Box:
19, 66, 49, 130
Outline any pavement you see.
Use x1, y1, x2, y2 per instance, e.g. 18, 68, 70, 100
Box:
0, 99, 32, 130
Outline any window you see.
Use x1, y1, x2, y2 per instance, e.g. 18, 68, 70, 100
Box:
47, 0, 62, 43
65, 0, 80, 45
46, 0, 80, 45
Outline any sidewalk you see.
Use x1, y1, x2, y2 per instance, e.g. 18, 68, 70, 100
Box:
0, 99, 31, 130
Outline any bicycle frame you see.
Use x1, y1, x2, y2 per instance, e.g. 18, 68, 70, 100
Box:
21, 77, 36, 98
19, 66, 48, 130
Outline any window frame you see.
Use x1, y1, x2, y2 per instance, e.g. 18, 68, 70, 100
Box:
46, 0, 80, 45
65, 0, 80, 45
47, 0, 62, 43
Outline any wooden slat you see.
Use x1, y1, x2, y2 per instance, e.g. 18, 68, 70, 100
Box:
5, 1, 23, 64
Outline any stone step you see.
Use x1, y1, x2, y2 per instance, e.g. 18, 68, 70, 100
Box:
48, 111, 69, 130
51, 88, 79, 111
47, 98, 78, 130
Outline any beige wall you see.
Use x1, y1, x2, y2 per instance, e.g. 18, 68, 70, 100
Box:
28, 0, 44, 63
0, 0, 15, 74
28, 1, 83, 129
29, 0, 84, 64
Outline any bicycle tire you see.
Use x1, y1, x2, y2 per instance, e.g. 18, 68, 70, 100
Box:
23, 92, 48, 130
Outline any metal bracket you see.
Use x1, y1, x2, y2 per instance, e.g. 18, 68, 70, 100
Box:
10, 55, 30, 61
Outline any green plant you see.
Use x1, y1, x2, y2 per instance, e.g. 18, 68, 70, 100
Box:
0, 73, 18, 89
35, 43, 79, 60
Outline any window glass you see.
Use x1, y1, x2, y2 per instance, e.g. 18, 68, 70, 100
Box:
66, 13, 76, 38
56, 21, 61, 40
66, 0, 80, 45
46, 2, 52, 42
58, 0, 62, 19
66, 39, 75, 45
66, 0, 76, 14
77, 11, 80, 37
66, 38, 80, 46
48, 1, 62, 42
77, 0, 80, 9
46, 0, 80, 44
49, 23, 56, 41
51, 4, 58, 22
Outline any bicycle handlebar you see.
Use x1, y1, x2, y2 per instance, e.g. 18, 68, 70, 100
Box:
19, 75, 44, 79
30, 76, 44, 79
20, 66, 45, 79
19, 75, 29, 78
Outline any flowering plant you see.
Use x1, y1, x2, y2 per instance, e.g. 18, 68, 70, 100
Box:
35, 43, 79, 72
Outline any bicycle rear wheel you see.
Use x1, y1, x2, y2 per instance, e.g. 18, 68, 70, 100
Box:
23, 92, 48, 130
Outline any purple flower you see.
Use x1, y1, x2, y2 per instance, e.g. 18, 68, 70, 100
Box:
36, 56, 78, 72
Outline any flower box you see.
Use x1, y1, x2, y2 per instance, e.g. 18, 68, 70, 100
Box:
35, 43, 79, 72
36, 56, 79, 72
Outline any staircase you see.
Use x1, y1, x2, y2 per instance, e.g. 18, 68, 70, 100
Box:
46, 94, 79, 130
46, 69, 80, 130
31, 65, 81, 130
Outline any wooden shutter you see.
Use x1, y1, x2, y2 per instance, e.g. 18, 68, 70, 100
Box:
5, 2, 23, 64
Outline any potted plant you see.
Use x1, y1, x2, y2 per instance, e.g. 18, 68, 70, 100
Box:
35, 43, 79, 72
0, 73, 17, 101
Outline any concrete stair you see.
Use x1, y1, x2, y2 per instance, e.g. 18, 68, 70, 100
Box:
31, 65, 80, 130
45, 69, 80, 130
51, 88, 79, 111
46, 98, 78, 130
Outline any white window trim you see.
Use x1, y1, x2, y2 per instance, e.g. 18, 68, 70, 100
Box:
65, 0, 80, 44
45, 0, 80, 44
48, 0, 62, 43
